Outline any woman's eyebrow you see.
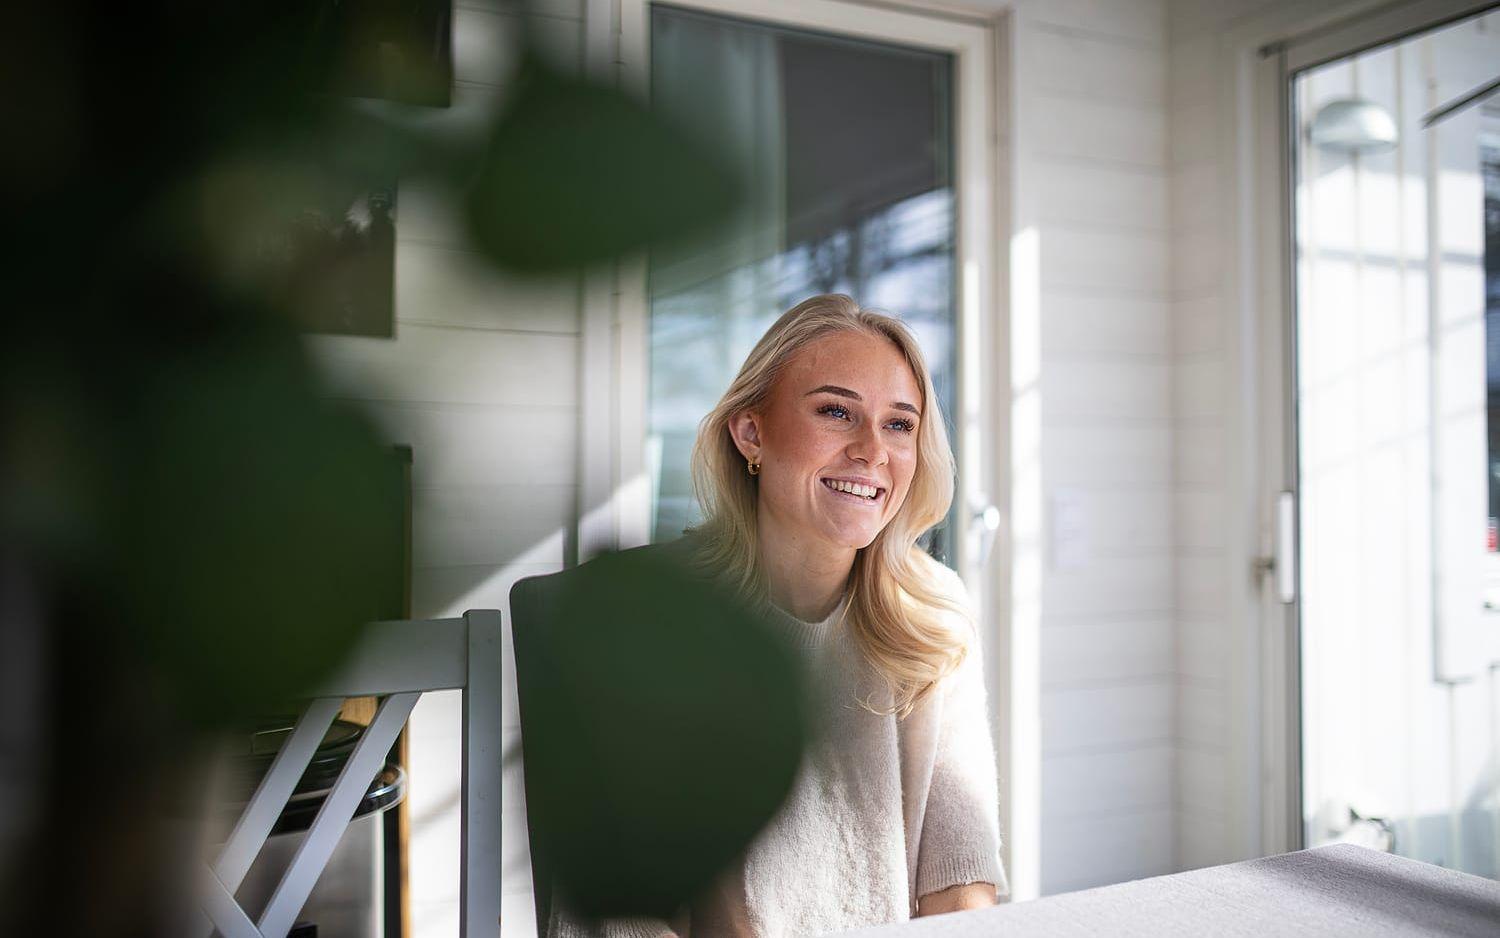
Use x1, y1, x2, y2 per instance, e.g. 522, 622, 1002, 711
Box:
805, 384, 919, 414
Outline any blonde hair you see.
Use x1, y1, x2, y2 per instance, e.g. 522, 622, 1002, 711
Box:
688, 293, 970, 718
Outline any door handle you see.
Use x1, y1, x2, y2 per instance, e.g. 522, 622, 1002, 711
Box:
1256, 490, 1297, 604
971, 501, 1003, 567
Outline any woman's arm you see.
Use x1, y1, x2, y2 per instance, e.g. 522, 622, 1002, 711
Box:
912, 567, 1010, 909
917, 881, 997, 916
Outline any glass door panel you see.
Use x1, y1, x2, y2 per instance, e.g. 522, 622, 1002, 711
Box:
645, 6, 958, 560
1292, 5, 1500, 876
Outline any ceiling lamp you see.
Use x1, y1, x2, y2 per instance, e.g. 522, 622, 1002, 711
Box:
1307, 97, 1398, 154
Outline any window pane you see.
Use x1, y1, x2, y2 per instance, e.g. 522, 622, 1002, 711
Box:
647, 6, 958, 559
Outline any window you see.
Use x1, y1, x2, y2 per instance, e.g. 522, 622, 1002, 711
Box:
644, 5, 959, 561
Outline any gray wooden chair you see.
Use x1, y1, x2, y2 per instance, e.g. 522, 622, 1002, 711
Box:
198, 610, 505, 938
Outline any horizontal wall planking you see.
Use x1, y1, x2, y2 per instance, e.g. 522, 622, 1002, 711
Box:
1169, 159, 1221, 238
500, 889, 540, 938
1040, 225, 1170, 296
1042, 677, 1174, 752
397, 241, 582, 334
1043, 290, 1171, 357
1170, 101, 1219, 169
1178, 743, 1230, 816
458, 0, 583, 20
413, 484, 575, 568
1041, 359, 1171, 421
1043, 616, 1174, 686
1178, 618, 1231, 685
1174, 356, 1228, 422
1041, 742, 1174, 819
1177, 681, 1229, 749
1029, 26, 1167, 108
412, 901, 460, 938
1025, 0, 1166, 48
407, 734, 462, 905
1167, 0, 1289, 45
1031, 94, 1167, 169
412, 561, 564, 619
1174, 422, 1228, 488
454, 4, 582, 86
1048, 489, 1173, 554
1043, 424, 1173, 487
1040, 806, 1175, 895
1172, 292, 1225, 357
361, 400, 578, 488
413, 561, 563, 733
1176, 552, 1228, 617
501, 726, 538, 879
1043, 554, 1174, 617
1174, 489, 1226, 552
306, 325, 579, 407
1176, 805, 1232, 871
397, 178, 469, 251
454, 5, 520, 87
1168, 32, 1218, 112
401, 729, 539, 908
1035, 160, 1169, 234
1170, 226, 1225, 296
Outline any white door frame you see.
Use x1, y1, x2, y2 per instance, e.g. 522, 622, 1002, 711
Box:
1231, 0, 1500, 860
580, 0, 1025, 897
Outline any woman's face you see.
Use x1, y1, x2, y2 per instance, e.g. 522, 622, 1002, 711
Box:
732, 330, 924, 552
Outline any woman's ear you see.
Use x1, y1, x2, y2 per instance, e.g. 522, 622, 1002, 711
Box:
727, 409, 762, 463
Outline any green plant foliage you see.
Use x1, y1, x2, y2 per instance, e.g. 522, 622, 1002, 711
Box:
466, 55, 743, 272
114, 326, 399, 723
522, 548, 808, 920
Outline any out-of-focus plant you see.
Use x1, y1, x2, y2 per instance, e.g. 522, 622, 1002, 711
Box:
0, 2, 806, 935
519, 548, 810, 922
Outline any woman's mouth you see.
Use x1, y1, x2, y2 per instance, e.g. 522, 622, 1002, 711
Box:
821, 478, 885, 504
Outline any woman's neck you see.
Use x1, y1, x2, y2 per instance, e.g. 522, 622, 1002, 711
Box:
756, 514, 856, 623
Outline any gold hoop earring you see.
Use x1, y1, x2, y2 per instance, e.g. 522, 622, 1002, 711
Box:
747, 459, 761, 476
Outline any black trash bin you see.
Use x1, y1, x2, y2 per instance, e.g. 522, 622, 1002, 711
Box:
217, 716, 407, 938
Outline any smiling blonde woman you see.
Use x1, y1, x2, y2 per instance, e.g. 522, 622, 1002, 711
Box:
547, 293, 1007, 938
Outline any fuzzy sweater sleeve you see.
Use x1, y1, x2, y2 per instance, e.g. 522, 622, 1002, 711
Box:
913, 569, 1010, 901
545, 894, 676, 938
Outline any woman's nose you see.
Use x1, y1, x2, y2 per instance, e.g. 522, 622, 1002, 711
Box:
847, 422, 889, 466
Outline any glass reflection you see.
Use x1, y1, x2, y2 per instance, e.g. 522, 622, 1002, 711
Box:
647, 7, 958, 559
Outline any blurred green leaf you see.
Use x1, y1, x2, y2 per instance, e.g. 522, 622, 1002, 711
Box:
465, 55, 744, 272
112, 326, 398, 725
525, 548, 808, 919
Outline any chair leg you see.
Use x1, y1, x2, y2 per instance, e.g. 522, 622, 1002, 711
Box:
463, 609, 505, 938
258, 692, 420, 938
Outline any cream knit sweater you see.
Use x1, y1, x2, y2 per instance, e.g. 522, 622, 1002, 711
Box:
547, 564, 1008, 938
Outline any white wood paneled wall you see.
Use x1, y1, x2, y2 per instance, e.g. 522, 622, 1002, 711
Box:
1166, 0, 1241, 878
305, 3, 586, 934
1010, 0, 1179, 896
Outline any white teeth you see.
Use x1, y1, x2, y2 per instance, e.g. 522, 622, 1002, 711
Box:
825, 479, 879, 499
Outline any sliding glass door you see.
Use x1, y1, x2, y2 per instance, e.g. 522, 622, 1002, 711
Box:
1290, 3, 1500, 876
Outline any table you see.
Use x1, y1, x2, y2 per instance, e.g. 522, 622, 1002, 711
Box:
840, 844, 1500, 936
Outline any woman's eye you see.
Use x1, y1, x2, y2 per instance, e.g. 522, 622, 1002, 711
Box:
817, 403, 851, 420
888, 418, 916, 433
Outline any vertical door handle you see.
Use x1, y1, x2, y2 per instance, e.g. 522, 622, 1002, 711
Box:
1255, 491, 1297, 604
1275, 490, 1296, 604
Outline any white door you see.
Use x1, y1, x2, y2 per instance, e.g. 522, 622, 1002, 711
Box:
1283, 2, 1500, 877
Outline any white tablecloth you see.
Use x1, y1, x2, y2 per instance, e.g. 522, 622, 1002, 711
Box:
839, 844, 1500, 937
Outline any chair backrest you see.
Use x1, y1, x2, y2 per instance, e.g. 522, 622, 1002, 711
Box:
506, 572, 560, 938
199, 610, 504, 938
